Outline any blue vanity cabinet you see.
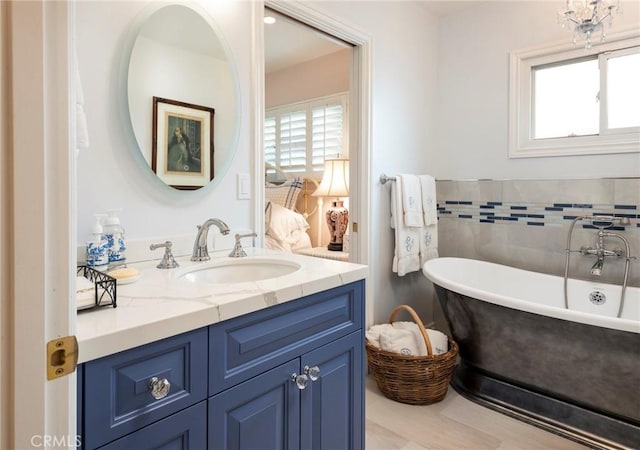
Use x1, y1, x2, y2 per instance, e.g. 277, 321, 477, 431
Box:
78, 280, 365, 450
79, 328, 208, 449
96, 401, 207, 450
208, 280, 365, 450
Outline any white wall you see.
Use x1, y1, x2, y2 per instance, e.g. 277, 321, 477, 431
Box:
307, 1, 441, 324
75, 1, 253, 244
76, 0, 442, 325
265, 49, 350, 108
435, 1, 640, 180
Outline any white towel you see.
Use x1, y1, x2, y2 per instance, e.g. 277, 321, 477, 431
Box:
379, 327, 425, 356
399, 174, 423, 227
391, 177, 421, 276
418, 174, 438, 265
420, 175, 437, 225
76, 276, 96, 309
367, 322, 448, 356
419, 225, 439, 266
393, 322, 448, 355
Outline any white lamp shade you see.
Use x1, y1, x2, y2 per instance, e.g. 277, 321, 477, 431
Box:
313, 159, 349, 198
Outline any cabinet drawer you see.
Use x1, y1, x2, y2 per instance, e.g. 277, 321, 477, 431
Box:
210, 280, 364, 394
97, 401, 206, 450
82, 328, 208, 449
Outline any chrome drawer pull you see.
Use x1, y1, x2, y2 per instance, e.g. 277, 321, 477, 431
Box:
147, 376, 171, 400
291, 373, 309, 390
304, 365, 320, 382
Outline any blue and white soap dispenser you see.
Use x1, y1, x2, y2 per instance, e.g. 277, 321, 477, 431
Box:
103, 209, 126, 264
86, 214, 109, 268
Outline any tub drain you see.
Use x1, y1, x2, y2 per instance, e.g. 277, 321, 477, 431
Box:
589, 291, 606, 305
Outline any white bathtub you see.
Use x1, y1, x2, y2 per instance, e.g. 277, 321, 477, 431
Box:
423, 257, 640, 333
422, 257, 640, 449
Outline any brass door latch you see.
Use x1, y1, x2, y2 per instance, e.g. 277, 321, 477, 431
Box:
47, 336, 78, 380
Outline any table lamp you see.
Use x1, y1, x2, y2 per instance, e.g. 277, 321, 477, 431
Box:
313, 158, 349, 251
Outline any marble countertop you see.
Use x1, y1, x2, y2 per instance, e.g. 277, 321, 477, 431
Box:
76, 248, 368, 363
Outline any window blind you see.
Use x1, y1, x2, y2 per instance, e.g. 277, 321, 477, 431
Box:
265, 93, 347, 178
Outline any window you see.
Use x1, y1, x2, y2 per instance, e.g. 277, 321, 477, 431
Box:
509, 32, 639, 157
265, 93, 348, 179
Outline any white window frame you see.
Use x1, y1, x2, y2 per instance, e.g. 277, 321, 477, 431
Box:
265, 92, 348, 179
509, 29, 640, 158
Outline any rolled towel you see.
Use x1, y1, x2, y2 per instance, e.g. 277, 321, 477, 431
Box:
379, 326, 427, 356
365, 323, 392, 348
76, 276, 96, 309
393, 321, 448, 355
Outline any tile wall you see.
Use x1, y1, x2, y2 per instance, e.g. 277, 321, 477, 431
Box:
435, 178, 640, 287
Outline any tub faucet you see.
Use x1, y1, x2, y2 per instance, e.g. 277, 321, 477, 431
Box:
191, 218, 230, 262
590, 258, 604, 276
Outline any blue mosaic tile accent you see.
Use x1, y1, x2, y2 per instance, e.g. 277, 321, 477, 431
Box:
583, 225, 626, 231
437, 198, 639, 232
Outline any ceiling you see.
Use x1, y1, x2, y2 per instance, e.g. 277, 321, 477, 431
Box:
419, 1, 484, 17
264, 9, 349, 74
263, 3, 488, 73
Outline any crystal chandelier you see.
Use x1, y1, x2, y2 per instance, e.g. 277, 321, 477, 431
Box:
559, 0, 619, 49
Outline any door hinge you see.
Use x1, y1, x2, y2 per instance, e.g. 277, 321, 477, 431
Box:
352, 222, 358, 232
47, 336, 78, 380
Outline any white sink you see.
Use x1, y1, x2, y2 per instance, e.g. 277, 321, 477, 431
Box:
178, 258, 302, 284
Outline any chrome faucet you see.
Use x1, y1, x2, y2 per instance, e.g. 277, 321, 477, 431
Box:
580, 228, 625, 276
229, 232, 258, 258
191, 218, 230, 262
564, 215, 635, 316
590, 258, 604, 276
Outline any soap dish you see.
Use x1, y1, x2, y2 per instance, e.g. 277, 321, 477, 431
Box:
76, 266, 117, 312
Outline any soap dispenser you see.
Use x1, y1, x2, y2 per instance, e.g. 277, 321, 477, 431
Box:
86, 214, 109, 268
103, 209, 126, 264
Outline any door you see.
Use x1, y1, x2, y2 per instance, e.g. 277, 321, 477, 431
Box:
209, 359, 301, 450
259, 1, 371, 267
300, 331, 364, 450
5, 1, 76, 447
98, 402, 207, 450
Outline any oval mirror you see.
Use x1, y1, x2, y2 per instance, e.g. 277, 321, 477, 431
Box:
126, 4, 239, 190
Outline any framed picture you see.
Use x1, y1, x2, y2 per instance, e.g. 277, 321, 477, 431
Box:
152, 97, 215, 190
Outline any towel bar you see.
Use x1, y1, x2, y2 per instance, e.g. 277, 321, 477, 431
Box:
379, 174, 396, 184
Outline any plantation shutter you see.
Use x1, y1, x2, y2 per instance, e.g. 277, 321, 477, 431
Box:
279, 109, 307, 173
265, 93, 348, 179
311, 99, 345, 173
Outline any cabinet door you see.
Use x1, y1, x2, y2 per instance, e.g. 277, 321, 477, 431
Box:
97, 401, 206, 450
300, 331, 364, 450
209, 359, 301, 450
83, 328, 208, 449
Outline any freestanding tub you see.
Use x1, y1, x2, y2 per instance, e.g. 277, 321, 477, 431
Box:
422, 257, 640, 450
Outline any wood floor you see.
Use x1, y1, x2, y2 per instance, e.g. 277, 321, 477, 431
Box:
365, 375, 587, 450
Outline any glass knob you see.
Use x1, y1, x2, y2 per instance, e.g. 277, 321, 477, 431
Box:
291, 373, 309, 390
148, 376, 171, 400
304, 365, 320, 382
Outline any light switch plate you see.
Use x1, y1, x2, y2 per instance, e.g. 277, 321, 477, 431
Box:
237, 173, 250, 199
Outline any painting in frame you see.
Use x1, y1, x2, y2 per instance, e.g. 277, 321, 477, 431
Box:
152, 96, 215, 190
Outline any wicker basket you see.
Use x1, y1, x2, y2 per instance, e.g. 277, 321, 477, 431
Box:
366, 304, 458, 405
